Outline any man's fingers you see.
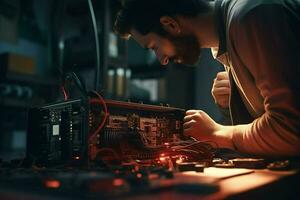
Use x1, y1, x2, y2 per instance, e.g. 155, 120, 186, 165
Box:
186, 110, 202, 115
183, 120, 195, 129
184, 113, 201, 122
212, 87, 230, 95
183, 115, 193, 122
214, 80, 230, 88
216, 71, 228, 80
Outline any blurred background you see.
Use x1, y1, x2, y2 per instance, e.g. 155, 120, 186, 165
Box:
0, 0, 223, 161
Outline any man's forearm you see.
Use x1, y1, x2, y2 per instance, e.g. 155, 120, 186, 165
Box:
225, 117, 300, 156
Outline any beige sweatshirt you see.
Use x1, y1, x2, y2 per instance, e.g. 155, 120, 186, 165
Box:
213, 0, 300, 156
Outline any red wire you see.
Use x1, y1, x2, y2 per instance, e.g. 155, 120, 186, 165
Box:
61, 86, 68, 101
89, 91, 108, 141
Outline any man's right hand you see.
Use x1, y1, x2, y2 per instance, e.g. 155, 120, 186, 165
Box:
211, 71, 230, 108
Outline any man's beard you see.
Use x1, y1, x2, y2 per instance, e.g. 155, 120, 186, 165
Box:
166, 34, 201, 66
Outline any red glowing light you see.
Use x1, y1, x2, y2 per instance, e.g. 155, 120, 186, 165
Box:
45, 180, 61, 188
164, 143, 170, 146
136, 173, 142, 178
113, 178, 124, 186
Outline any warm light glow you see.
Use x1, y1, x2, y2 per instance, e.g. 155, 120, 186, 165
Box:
176, 156, 185, 164
160, 157, 167, 162
113, 178, 124, 186
159, 153, 170, 162
136, 173, 142, 178
45, 180, 61, 188
75, 156, 80, 160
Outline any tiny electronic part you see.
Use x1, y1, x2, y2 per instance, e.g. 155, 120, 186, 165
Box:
195, 164, 205, 172
267, 160, 290, 171
177, 162, 197, 172
212, 158, 225, 165
214, 163, 235, 168
230, 158, 266, 169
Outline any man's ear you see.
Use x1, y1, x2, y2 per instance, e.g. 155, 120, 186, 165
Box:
160, 16, 181, 35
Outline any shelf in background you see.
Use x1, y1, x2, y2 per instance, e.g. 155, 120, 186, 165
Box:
1, 97, 34, 109
129, 64, 167, 79
5, 73, 58, 86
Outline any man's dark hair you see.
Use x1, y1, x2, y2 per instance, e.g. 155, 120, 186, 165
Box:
114, 0, 212, 38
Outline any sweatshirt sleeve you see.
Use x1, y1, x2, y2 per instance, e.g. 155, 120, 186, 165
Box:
229, 4, 300, 156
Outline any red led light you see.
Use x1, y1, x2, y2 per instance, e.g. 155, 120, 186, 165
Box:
113, 178, 124, 186
136, 173, 142, 178
45, 180, 61, 188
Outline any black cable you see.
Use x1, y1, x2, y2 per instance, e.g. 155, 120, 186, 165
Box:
64, 72, 88, 97
51, 0, 67, 79
87, 0, 101, 91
